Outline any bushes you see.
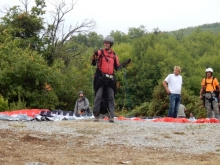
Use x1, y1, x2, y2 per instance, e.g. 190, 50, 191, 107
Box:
0, 95, 9, 112
128, 83, 206, 119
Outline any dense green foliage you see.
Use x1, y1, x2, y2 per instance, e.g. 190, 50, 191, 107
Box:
0, 0, 219, 118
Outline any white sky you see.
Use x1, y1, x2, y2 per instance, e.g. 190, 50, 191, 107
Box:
0, 0, 220, 36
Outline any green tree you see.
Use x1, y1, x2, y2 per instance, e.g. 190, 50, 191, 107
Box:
0, 31, 62, 109
110, 30, 130, 44
42, 0, 96, 65
0, 0, 46, 50
128, 25, 147, 39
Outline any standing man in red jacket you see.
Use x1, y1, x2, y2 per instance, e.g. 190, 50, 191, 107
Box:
91, 36, 120, 123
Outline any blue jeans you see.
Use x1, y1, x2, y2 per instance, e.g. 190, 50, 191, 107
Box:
168, 94, 181, 118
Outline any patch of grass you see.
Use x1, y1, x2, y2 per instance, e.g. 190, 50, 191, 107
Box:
185, 124, 207, 130
145, 136, 160, 141
8, 123, 26, 128
215, 148, 220, 152
76, 129, 101, 135
173, 131, 185, 135
160, 133, 171, 139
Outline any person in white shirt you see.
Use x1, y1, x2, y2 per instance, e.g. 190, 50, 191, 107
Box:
162, 66, 183, 118
189, 112, 196, 121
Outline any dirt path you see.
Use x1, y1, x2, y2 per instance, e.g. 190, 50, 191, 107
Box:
0, 120, 220, 165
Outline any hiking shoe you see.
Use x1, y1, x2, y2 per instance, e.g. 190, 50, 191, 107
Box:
109, 118, 114, 123
94, 118, 99, 122
93, 111, 100, 122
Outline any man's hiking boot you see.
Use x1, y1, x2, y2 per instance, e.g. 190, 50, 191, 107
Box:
109, 118, 114, 123
94, 118, 99, 122
93, 111, 100, 122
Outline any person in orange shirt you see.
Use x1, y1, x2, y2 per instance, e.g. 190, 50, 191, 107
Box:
200, 68, 220, 119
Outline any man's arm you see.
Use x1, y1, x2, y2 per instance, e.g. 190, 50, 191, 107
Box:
184, 105, 187, 111
91, 50, 100, 66
200, 78, 206, 99
74, 101, 77, 113
83, 98, 89, 110
217, 85, 220, 99
162, 80, 170, 94
199, 86, 205, 99
214, 78, 220, 99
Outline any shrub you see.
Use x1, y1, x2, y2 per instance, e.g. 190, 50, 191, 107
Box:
0, 95, 9, 112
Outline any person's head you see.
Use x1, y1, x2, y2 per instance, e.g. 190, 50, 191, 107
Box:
173, 66, 181, 76
78, 91, 84, 97
103, 35, 114, 50
190, 113, 193, 117
205, 67, 213, 78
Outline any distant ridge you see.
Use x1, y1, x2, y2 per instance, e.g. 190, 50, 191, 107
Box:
168, 22, 220, 35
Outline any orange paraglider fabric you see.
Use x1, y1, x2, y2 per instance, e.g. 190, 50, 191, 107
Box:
0, 109, 49, 117
152, 117, 190, 123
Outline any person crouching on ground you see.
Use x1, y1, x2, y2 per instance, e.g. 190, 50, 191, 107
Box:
74, 91, 90, 117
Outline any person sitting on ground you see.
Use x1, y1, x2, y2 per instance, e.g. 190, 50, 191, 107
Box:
177, 104, 187, 118
74, 91, 90, 117
188, 112, 196, 121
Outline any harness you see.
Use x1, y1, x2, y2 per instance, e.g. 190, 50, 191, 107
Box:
202, 77, 219, 109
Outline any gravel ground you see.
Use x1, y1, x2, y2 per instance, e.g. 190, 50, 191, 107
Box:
1, 119, 220, 154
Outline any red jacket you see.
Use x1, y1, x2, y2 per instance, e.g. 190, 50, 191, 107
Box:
93, 49, 120, 75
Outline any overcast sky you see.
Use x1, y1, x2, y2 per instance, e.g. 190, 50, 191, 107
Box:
0, 0, 220, 36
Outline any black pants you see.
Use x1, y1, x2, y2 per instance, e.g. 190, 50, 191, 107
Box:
93, 86, 115, 118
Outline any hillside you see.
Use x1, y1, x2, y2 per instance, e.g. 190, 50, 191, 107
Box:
168, 22, 220, 35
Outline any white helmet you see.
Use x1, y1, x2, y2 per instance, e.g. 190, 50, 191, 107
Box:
205, 68, 213, 73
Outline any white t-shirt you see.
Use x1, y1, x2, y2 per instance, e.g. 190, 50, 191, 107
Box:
164, 74, 182, 94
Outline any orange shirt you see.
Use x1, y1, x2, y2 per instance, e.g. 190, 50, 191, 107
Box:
201, 77, 219, 92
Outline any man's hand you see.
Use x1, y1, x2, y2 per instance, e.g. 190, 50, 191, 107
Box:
79, 109, 85, 115
200, 95, 203, 100
165, 89, 170, 94
93, 50, 99, 59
